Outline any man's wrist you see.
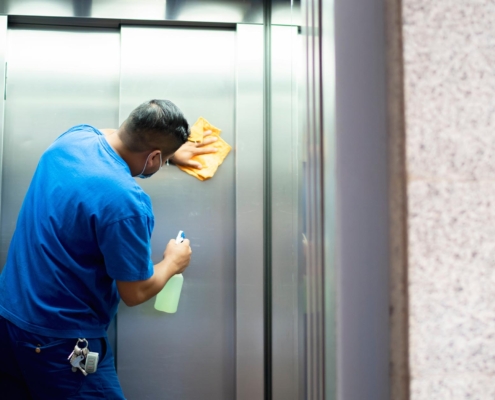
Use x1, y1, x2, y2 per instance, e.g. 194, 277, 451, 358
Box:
156, 258, 178, 287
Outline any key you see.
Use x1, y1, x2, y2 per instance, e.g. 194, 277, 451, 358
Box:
71, 354, 88, 375
73, 363, 88, 376
70, 354, 84, 368
68, 343, 82, 360
69, 338, 88, 373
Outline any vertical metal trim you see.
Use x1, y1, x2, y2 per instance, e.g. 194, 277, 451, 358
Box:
312, 0, 320, 396
315, 2, 324, 398
321, 0, 337, 398
263, 2, 273, 400
111, 22, 123, 371
236, 23, 265, 400
302, 0, 329, 397
0, 16, 7, 230
270, 24, 300, 400
302, 0, 311, 396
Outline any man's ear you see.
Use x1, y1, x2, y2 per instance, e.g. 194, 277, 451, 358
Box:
150, 150, 162, 165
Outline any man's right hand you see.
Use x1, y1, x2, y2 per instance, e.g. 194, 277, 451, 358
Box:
163, 238, 192, 275
116, 238, 192, 307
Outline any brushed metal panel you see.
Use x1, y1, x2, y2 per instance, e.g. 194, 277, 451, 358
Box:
235, 24, 264, 400
117, 26, 235, 400
270, 25, 301, 400
0, 26, 120, 268
0, 0, 264, 24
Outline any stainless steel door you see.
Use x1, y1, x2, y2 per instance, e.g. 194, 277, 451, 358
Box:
0, 21, 266, 400
0, 25, 120, 267
117, 26, 236, 400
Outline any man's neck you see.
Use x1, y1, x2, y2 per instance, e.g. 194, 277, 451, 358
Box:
99, 128, 117, 136
100, 128, 143, 176
100, 128, 125, 159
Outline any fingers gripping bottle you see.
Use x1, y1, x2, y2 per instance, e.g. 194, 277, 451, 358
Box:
154, 231, 185, 313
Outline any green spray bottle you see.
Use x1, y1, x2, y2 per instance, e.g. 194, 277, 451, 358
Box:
154, 231, 185, 313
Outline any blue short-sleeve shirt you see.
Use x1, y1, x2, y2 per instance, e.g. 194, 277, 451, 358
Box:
0, 125, 154, 338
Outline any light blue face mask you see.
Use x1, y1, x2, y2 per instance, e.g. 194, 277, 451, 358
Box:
137, 152, 162, 179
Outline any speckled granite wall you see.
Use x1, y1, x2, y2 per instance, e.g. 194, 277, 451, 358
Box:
403, 1, 495, 398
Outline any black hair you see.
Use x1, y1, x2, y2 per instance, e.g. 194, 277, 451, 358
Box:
120, 99, 189, 153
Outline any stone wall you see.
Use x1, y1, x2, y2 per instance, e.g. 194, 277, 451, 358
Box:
403, 1, 495, 398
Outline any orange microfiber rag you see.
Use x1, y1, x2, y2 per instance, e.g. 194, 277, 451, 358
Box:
177, 117, 231, 181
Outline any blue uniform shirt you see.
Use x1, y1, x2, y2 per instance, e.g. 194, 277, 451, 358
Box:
0, 125, 154, 338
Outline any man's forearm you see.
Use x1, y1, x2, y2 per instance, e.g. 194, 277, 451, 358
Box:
116, 259, 176, 307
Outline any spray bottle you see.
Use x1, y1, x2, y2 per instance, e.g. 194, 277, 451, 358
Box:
154, 231, 185, 313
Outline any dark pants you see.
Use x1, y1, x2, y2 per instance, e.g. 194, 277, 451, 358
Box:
0, 316, 125, 399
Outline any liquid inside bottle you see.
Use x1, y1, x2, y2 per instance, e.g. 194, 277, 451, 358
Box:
154, 274, 184, 313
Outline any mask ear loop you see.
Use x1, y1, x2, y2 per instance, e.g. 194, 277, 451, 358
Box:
139, 153, 153, 176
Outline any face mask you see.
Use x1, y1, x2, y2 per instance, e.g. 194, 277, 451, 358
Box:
137, 152, 162, 179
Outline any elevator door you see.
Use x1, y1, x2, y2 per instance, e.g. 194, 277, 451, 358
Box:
117, 26, 236, 400
0, 23, 240, 400
0, 25, 120, 267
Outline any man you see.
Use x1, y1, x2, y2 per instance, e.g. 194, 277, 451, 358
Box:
0, 99, 216, 399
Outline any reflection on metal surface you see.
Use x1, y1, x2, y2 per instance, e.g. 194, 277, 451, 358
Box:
271, 25, 302, 400
235, 24, 265, 400
272, 0, 301, 26
4, 0, 72, 16
118, 25, 236, 400
92, 0, 166, 20
174, 2, 247, 23
0, 26, 120, 268
0, 0, 267, 24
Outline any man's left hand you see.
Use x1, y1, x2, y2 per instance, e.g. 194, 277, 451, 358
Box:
170, 130, 218, 169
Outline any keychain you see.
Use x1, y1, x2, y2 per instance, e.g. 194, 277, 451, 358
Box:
67, 338, 99, 375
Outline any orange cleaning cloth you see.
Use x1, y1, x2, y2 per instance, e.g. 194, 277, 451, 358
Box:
178, 117, 231, 181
